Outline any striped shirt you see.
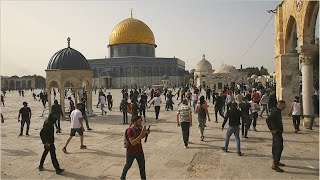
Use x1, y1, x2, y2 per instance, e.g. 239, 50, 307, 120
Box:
177, 105, 191, 122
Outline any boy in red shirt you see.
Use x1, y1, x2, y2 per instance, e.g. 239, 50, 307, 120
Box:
121, 116, 150, 180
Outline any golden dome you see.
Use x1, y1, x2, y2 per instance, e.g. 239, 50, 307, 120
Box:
109, 18, 156, 46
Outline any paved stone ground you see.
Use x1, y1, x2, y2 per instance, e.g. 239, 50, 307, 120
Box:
1, 89, 319, 179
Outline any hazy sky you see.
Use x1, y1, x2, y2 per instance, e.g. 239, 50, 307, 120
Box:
0, 0, 306, 77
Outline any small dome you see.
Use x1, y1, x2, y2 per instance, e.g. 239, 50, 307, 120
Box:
214, 65, 238, 74
109, 17, 156, 46
47, 38, 90, 70
251, 74, 258, 79
196, 54, 212, 72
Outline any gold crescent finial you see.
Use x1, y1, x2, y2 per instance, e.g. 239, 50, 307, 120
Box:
131, 8, 133, 18
67, 37, 71, 48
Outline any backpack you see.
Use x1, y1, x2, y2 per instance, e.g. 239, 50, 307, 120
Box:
124, 127, 136, 148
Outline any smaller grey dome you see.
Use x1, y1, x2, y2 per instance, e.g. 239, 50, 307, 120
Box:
196, 54, 212, 72
214, 65, 238, 74
47, 38, 90, 70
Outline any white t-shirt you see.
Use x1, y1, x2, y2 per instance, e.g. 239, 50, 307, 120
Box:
292, 102, 301, 115
99, 95, 106, 104
192, 94, 198, 101
152, 97, 162, 106
70, 109, 82, 129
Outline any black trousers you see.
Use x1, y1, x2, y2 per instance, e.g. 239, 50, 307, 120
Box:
251, 112, 258, 128
272, 133, 283, 163
292, 115, 301, 130
107, 101, 113, 110
241, 115, 250, 136
139, 107, 146, 118
39, 144, 60, 170
181, 122, 190, 146
214, 107, 224, 122
123, 112, 128, 124
121, 153, 146, 180
155, 106, 160, 120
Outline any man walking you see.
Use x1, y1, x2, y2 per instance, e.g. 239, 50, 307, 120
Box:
39, 112, 64, 174
139, 92, 148, 121
99, 93, 107, 115
62, 103, 87, 153
177, 99, 192, 148
120, 98, 129, 124
68, 97, 75, 120
266, 100, 286, 172
149, 93, 162, 122
239, 97, 252, 139
80, 98, 92, 131
18, 102, 31, 136
51, 100, 64, 133
260, 92, 270, 117
214, 93, 225, 123
107, 92, 113, 111
221, 103, 242, 156
121, 116, 150, 180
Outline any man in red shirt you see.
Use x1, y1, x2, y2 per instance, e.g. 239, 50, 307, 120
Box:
251, 89, 261, 104
121, 116, 150, 180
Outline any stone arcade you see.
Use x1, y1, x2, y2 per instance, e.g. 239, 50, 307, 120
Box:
274, 0, 319, 126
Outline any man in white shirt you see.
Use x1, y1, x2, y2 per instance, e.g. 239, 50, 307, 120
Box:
62, 103, 87, 153
99, 93, 107, 115
148, 93, 162, 122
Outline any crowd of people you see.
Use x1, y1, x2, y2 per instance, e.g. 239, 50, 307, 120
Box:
3, 82, 318, 178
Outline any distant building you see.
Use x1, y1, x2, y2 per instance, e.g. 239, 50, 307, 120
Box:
88, 14, 186, 88
1, 76, 36, 90
194, 54, 247, 90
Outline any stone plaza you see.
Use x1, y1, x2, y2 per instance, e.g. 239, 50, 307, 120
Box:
1, 89, 319, 179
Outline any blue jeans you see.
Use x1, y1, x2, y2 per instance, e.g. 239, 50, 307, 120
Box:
192, 100, 197, 112
224, 126, 241, 153
121, 153, 146, 180
82, 113, 90, 129
55, 116, 61, 130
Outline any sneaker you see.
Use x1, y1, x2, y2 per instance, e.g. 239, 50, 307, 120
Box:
80, 145, 87, 149
237, 152, 242, 156
221, 147, 228, 152
278, 162, 285, 167
56, 168, 65, 175
200, 136, 204, 141
38, 166, 44, 171
184, 146, 189, 149
243, 137, 247, 140
19, 134, 23, 136
26, 134, 30, 136
87, 128, 92, 131
62, 147, 67, 153
294, 130, 298, 133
